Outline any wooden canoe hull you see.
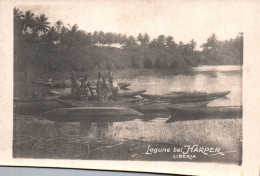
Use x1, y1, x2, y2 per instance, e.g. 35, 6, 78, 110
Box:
169, 97, 218, 104
56, 98, 141, 108
42, 107, 143, 122
116, 89, 146, 98
14, 101, 63, 115
55, 90, 147, 99
140, 91, 231, 100
134, 100, 212, 113
56, 98, 212, 115
118, 83, 132, 89
31, 79, 67, 88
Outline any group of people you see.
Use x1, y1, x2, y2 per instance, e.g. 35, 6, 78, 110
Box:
71, 70, 120, 101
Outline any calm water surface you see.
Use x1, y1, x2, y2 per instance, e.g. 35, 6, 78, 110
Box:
77, 65, 242, 143
14, 65, 242, 162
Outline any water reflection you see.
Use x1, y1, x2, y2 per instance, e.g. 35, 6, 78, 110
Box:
14, 66, 243, 162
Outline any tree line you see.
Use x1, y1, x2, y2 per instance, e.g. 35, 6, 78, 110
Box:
14, 8, 243, 73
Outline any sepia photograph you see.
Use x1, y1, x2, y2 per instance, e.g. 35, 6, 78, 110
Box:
13, 1, 243, 163
1, 0, 260, 175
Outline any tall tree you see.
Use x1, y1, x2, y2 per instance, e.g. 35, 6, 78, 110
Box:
189, 39, 196, 51
125, 35, 137, 49
156, 35, 165, 48
98, 31, 105, 44
166, 36, 173, 47
142, 33, 150, 46
137, 33, 143, 46
92, 31, 99, 44
22, 10, 35, 32
45, 26, 58, 45
54, 20, 63, 33
34, 14, 50, 35
208, 33, 218, 53
149, 39, 158, 49
14, 7, 23, 22
66, 24, 79, 48
13, 8, 23, 35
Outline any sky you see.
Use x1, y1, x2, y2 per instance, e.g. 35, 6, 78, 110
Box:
17, 0, 248, 48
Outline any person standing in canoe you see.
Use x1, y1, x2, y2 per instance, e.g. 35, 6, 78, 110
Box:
109, 76, 120, 100
101, 76, 109, 101
71, 70, 77, 96
96, 72, 102, 101
106, 68, 113, 79
74, 79, 81, 101
80, 75, 94, 101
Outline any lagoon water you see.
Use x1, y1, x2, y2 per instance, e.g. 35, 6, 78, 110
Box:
119, 65, 242, 106
14, 65, 242, 162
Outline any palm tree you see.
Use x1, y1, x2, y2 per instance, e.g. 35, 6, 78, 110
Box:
14, 8, 23, 34
34, 14, 50, 35
68, 24, 78, 33
189, 39, 196, 51
66, 24, 79, 47
54, 20, 63, 33
22, 10, 35, 32
14, 7, 23, 22
46, 26, 58, 43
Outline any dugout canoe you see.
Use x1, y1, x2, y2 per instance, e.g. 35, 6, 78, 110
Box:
90, 82, 132, 89
14, 96, 60, 103
56, 98, 141, 108
134, 100, 212, 113
166, 106, 242, 116
140, 91, 230, 100
169, 97, 218, 104
14, 101, 63, 115
54, 89, 147, 99
42, 107, 143, 122
31, 79, 67, 88
116, 89, 146, 98
118, 83, 132, 89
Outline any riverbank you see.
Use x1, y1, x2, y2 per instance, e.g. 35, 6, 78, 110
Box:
13, 116, 242, 163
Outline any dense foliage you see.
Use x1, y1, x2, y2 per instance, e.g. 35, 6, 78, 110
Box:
14, 8, 243, 73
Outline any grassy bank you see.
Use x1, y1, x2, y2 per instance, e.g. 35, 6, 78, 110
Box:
13, 117, 242, 162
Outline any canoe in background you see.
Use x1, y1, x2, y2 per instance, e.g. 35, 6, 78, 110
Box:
31, 79, 67, 88
118, 83, 132, 89
43, 107, 143, 122
116, 89, 146, 98
169, 97, 218, 104
134, 100, 212, 113
140, 91, 230, 100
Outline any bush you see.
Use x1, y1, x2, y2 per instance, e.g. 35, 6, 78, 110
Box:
131, 56, 142, 68
154, 58, 162, 69
143, 58, 153, 69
